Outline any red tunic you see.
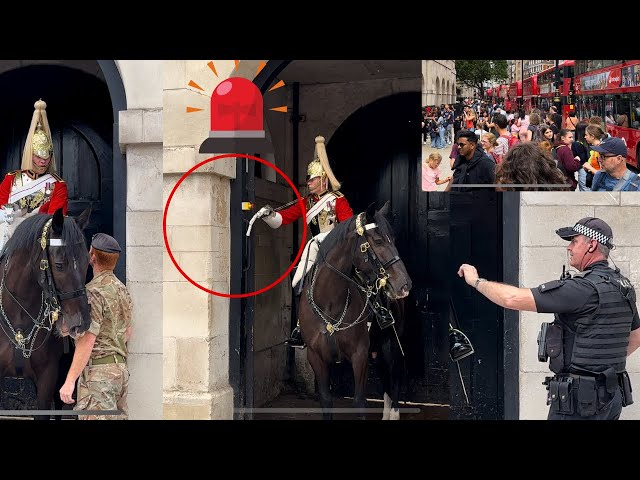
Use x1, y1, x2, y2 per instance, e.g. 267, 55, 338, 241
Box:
278, 192, 353, 226
0, 170, 68, 214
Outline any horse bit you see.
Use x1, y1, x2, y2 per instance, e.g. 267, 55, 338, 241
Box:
0, 218, 85, 358
308, 212, 401, 335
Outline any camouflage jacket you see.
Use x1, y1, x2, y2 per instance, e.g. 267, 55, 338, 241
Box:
86, 270, 133, 360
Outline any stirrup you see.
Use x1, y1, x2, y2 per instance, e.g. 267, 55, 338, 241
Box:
285, 327, 306, 349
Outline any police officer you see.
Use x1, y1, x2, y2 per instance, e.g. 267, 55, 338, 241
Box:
256, 135, 353, 348
458, 217, 640, 420
59, 233, 133, 419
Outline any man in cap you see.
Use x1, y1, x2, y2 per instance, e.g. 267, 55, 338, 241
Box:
590, 137, 640, 191
0, 99, 68, 249
256, 135, 353, 348
458, 217, 640, 420
59, 233, 133, 419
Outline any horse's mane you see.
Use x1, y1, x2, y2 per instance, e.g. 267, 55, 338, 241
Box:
1, 214, 87, 260
316, 211, 395, 266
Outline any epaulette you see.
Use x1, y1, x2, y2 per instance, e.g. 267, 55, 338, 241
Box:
50, 173, 65, 183
6, 170, 19, 176
332, 191, 344, 198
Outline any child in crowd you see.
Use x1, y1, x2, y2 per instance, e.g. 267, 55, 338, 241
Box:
422, 152, 451, 191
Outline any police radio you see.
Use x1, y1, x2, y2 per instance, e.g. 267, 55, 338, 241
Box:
560, 265, 572, 281
537, 322, 550, 362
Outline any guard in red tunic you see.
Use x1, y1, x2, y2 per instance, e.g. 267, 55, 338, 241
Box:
0, 99, 68, 249
258, 135, 353, 347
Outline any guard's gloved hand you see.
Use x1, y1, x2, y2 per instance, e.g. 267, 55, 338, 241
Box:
0, 205, 14, 224
257, 205, 275, 219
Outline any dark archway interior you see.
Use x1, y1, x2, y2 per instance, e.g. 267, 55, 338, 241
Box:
326, 92, 451, 408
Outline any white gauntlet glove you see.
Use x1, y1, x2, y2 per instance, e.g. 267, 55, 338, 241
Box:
256, 205, 275, 219
258, 205, 282, 229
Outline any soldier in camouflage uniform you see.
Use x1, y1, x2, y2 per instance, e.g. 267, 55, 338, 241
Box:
59, 233, 133, 420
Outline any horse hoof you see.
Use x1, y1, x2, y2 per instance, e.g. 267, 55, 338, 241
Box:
390, 408, 400, 421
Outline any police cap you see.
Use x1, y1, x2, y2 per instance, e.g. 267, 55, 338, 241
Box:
556, 217, 614, 249
91, 233, 121, 253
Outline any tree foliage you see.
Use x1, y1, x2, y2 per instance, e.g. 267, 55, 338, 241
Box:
456, 60, 508, 95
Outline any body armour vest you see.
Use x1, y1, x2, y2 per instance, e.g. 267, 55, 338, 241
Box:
556, 265, 637, 374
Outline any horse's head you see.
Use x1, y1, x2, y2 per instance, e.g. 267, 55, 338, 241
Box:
352, 201, 412, 300
45, 207, 92, 338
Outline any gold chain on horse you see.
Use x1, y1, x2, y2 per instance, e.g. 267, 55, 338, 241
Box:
0, 219, 59, 358
307, 263, 372, 335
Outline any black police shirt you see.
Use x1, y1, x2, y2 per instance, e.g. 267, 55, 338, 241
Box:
531, 261, 640, 330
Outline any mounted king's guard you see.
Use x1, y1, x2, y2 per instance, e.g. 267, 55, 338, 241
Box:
257, 135, 354, 347
0, 99, 67, 250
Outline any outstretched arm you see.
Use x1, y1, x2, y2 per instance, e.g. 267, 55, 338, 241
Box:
458, 263, 537, 312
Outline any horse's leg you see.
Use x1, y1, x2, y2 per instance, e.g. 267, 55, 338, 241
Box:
388, 339, 404, 421
351, 348, 369, 420
307, 348, 332, 420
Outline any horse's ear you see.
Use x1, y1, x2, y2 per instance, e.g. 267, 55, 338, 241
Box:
52, 208, 64, 234
378, 200, 391, 218
366, 202, 376, 222
75, 205, 92, 231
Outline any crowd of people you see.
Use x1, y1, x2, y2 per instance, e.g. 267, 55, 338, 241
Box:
422, 100, 640, 192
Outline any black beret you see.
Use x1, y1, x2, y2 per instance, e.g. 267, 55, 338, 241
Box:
91, 233, 121, 253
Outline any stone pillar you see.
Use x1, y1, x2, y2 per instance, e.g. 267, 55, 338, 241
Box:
162, 60, 236, 419
118, 96, 164, 420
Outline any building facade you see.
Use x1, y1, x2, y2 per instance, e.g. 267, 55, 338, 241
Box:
422, 60, 457, 106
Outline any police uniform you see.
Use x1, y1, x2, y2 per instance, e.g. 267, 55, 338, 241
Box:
0, 100, 68, 249
532, 218, 638, 420
75, 234, 133, 420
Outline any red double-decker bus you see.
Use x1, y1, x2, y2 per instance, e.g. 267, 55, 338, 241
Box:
535, 60, 575, 125
506, 81, 522, 112
522, 75, 538, 113
574, 60, 640, 169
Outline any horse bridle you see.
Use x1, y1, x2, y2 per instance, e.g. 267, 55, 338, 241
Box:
308, 212, 401, 333
0, 218, 87, 357
353, 213, 401, 291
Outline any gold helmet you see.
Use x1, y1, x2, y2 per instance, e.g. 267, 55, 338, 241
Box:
32, 122, 53, 160
307, 136, 341, 191
22, 99, 56, 172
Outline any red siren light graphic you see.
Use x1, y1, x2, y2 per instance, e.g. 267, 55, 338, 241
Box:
199, 77, 273, 154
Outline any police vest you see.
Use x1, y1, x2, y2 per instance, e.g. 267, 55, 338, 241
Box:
557, 266, 636, 374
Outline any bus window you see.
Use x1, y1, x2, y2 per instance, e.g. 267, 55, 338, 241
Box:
615, 95, 630, 127
631, 95, 640, 129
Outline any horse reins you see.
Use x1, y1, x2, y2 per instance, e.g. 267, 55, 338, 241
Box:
308, 212, 402, 337
0, 218, 86, 358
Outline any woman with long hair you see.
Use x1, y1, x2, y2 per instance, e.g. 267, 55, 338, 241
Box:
495, 142, 571, 191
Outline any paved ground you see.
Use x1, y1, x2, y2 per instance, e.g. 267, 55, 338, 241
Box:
251, 385, 449, 420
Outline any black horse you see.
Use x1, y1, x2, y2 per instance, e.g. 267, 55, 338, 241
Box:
0, 208, 91, 419
298, 202, 412, 420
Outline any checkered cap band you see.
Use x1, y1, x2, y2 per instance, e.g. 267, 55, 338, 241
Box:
573, 223, 613, 248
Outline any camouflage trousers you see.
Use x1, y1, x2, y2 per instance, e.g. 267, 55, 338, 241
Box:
74, 363, 129, 420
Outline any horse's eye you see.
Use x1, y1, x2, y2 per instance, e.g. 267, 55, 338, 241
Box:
374, 238, 384, 245
55, 262, 64, 271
